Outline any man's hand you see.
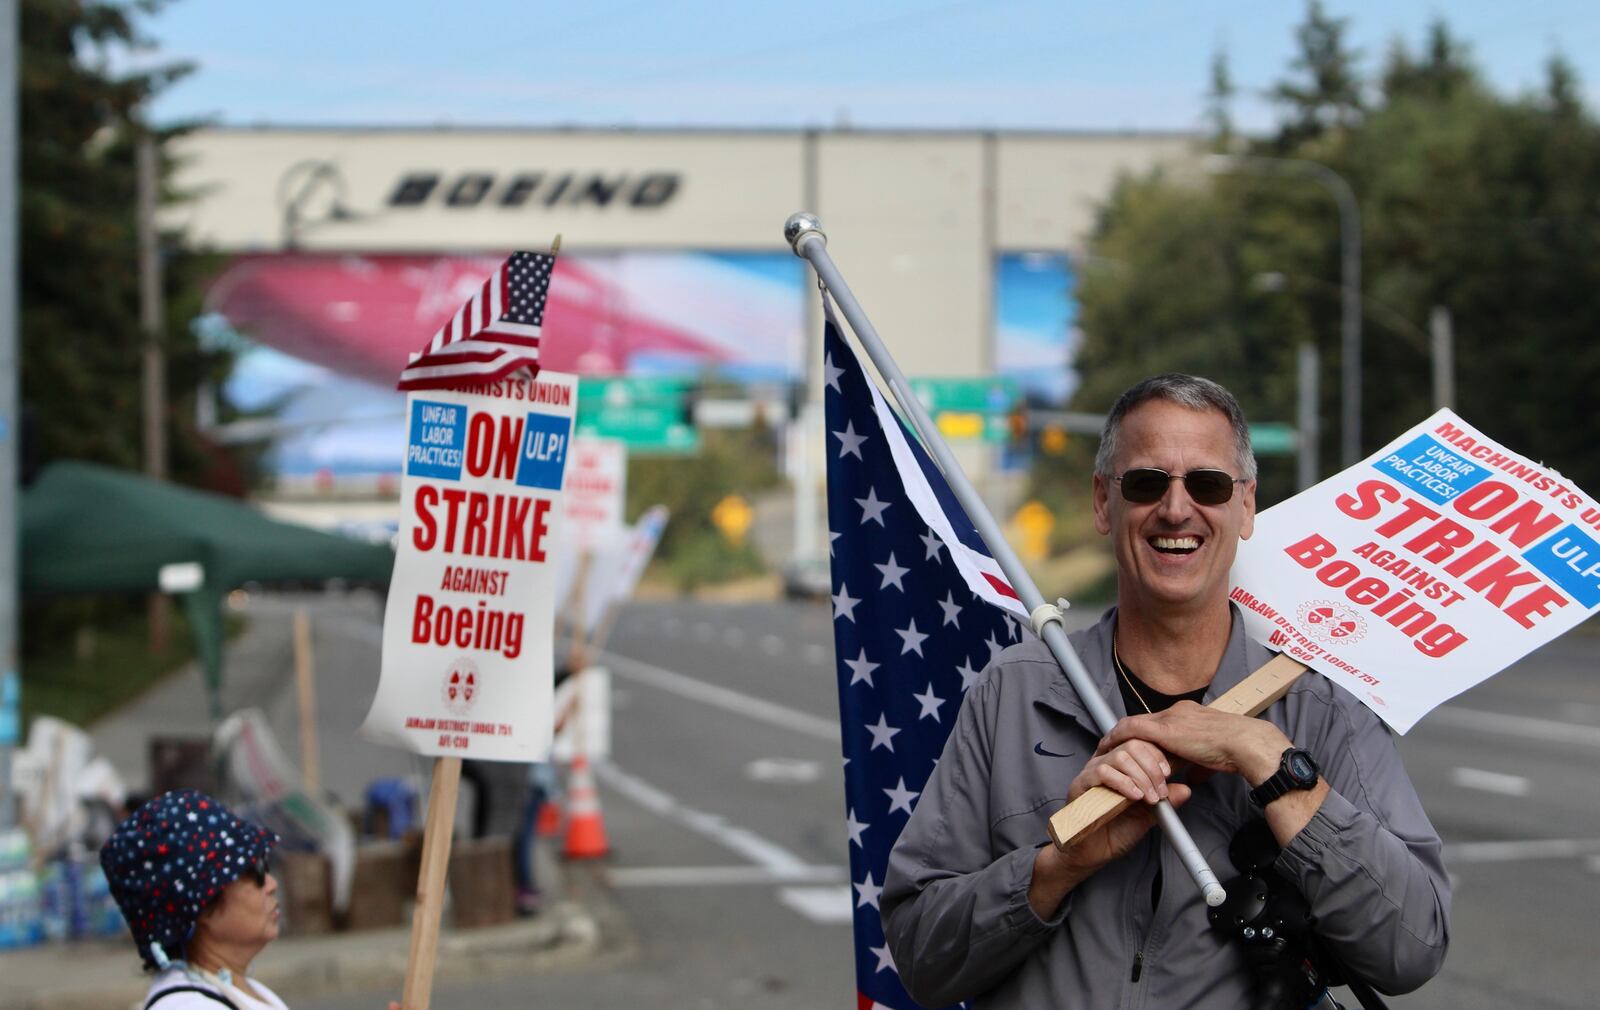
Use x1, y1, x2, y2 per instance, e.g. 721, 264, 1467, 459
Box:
1028, 740, 1192, 918
1065, 739, 1196, 868
1099, 700, 1289, 785
1100, 702, 1330, 847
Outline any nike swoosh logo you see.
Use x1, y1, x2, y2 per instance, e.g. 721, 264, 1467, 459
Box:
1033, 741, 1075, 758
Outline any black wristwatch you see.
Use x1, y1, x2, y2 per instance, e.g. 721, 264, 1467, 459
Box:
1248, 747, 1320, 807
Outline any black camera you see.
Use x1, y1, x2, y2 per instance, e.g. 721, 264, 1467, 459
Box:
1208, 820, 1389, 1010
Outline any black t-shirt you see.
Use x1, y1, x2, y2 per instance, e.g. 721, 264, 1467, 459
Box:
1111, 650, 1209, 914
1115, 661, 1206, 715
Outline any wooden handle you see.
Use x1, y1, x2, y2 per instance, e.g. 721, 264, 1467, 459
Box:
1047, 654, 1309, 851
402, 756, 462, 1010
292, 608, 320, 794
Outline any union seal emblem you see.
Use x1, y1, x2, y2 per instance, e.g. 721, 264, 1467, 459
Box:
442, 656, 480, 715
1296, 600, 1368, 646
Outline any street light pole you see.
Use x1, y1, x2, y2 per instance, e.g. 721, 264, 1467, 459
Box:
1246, 274, 1320, 489
1205, 154, 1363, 466
1254, 270, 1455, 425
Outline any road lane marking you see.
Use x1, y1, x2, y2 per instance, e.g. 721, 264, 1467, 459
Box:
1429, 707, 1600, 748
1560, 701, 1600, 723
598, 650, 839, 741
595, 761, 838, 879
1443, 837, 1600, 864
745, 758, 822, 784
609, 865, 846, 888
1448, 767, 1531, 796
778, 885, 855, 924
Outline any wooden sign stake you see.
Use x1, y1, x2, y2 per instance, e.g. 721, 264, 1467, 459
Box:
401, 756, 462, 1010
591, 583, 627, 655
292, 608, 321, 794
564, 550, 595, 672
1048, 654, 1308, 850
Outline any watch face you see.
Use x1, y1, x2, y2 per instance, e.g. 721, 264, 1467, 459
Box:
1288, 752, 1317, 784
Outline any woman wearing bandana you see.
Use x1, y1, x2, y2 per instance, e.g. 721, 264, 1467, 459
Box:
101, 790, 401, 1010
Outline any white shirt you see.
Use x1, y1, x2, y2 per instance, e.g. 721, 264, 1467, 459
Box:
143, 967, 290, 1010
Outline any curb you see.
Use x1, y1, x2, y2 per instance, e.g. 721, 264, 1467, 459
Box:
0, 900, 602, 1010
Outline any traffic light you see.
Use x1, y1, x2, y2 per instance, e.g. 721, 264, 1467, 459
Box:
1041, 426, 1069, 456
1007, 406, 1029, 447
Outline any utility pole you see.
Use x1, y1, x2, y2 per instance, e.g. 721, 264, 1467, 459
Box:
138, 133, 170, 651
1, 0, 21, 829
1296, 342, 1320, 490
790, 132, 822, 578
1430, 306, 1455, 412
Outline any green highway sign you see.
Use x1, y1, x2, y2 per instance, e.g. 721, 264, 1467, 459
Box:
909, 377, 1021, 415
909, 377, 1021, 443
578, 376, 691, 409
576, 376, 698, 454
1249, 422, 1299, 456
576, 408, 699, 453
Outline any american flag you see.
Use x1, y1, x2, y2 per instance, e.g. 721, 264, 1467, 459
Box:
823, 307, 1030, 1010
396, 251, 554, 390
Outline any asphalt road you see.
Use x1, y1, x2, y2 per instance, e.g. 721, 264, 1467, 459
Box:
291, 595, 1600, 1010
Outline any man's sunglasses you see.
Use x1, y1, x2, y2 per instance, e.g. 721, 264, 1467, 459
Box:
1112, 467, 1244, 506
245, 855, 271, 887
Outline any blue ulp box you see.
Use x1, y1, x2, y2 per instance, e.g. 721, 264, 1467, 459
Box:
515, 412, 571, 490
1523, 525, 1600, 609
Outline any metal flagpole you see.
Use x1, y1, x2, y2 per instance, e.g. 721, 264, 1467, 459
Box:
785, 213, 1226, 906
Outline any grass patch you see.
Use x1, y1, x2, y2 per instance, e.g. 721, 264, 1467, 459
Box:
655, 528, 768, 592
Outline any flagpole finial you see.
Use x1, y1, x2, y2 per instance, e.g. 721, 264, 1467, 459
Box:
550, 234, 562, 254
784, 212, 825, 254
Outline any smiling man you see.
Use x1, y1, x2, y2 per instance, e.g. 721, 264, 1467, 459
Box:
882, 374, 1450, 1009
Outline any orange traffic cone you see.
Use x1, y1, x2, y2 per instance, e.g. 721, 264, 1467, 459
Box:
562, 755, 610, 859
536, 793, 563, 837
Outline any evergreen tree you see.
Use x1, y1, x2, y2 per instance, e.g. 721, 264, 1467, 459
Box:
19, 0, 244, 492
1269, 0, 1365, 150
1543, 52, 1582, 117
1205, 47, 1237, 150
1069, 15, 1600, 502
1381, 20, 1474, 102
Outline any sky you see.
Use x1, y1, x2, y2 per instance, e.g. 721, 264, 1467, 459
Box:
126, 0, 1600, 474
135, 1, 1600, 133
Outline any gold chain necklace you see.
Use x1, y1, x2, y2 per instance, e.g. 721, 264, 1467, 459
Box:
1112, 636, 1153, 715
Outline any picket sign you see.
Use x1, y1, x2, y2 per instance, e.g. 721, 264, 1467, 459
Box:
1052, 410, 1600, 851
359, 368, 577, 1010
555, 504, 669, 670
564, 436, 628, 551
590, 505, 669, 652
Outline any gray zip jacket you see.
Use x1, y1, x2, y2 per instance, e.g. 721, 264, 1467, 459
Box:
882, 607, 1450, 1009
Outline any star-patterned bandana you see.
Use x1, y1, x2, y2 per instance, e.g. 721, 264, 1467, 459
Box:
100, 790, 278, 969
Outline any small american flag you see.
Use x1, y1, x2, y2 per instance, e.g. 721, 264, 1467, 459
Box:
823, 303, 1029, 1010
396, 251, 554, 390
